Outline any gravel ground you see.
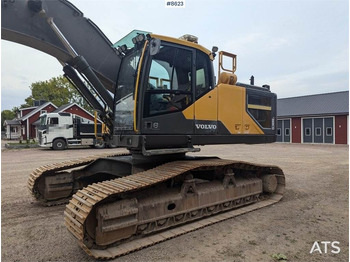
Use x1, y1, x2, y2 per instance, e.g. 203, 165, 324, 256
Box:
1, 143, 348, 262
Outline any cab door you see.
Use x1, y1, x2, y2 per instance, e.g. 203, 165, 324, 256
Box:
142, 43, 195, 135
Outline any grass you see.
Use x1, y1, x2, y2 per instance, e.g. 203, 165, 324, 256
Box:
271, 253, 288, 261
7, 141, 38, 145
5, 140, 38, 148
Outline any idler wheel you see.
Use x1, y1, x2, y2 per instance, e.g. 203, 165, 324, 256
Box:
262, 174, 278, 193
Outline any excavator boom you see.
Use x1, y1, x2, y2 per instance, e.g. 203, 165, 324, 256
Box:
1, 0, 120, 94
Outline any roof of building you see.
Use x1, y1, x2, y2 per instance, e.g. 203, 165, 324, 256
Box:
4, 119, 21, 126
277, 91, 349, 117
53, 103, 73, 113
53, 102, 101, 123
20, 102, 57, 121
32, 103, 101, 126
19, 106, 37, 111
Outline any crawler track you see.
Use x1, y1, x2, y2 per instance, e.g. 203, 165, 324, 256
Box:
64, 158, 285, 259
28, 151, 129, 206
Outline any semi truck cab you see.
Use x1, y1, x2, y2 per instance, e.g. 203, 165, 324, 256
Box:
38, 112, 104, 149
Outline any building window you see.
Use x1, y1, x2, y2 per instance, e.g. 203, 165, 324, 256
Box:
305, 128, 311, 136
277, 128, 281, 136
40, 110, 47, 115
315, 127, 321, 136
285, 128, 290, 136
326, 127, 332, 136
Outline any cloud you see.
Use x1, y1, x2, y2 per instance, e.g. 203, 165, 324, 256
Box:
222, 33, 292, 55
260, 55, 349, 98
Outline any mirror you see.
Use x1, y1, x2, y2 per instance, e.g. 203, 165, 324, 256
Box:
150, 38, 161, 56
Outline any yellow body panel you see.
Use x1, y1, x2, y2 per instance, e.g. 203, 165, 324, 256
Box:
217, 84, 244, 134
182, 89, 217, 121
182, 84, 264, 135
182, 103, 194, 120
218, 84, 264, 134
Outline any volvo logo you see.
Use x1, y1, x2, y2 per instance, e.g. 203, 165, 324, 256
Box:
195, 124, 217, 130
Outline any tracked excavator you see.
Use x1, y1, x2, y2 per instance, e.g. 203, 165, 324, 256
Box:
2, 0, 285, 259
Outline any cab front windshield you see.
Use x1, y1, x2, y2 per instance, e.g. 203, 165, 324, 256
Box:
40, 115, 47, 127
38, 115, 47, 131
114, 48, 142, 130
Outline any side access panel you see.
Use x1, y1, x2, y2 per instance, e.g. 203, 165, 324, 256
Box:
193, 88, 218, 135
217, 84, 271, 136
217, 84, 245, 134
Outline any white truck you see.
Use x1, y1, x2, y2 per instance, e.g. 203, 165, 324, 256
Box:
38, 112, 109, 150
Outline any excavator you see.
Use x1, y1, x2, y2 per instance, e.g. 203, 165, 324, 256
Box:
2, 0, 285, 259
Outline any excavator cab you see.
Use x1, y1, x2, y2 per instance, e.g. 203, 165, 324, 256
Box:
113, 32, 213, 153
111, 31, 277, 155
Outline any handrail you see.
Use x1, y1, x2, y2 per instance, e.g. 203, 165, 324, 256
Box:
218, 51, 237, 76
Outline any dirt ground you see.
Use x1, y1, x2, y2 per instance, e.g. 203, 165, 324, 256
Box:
1, 143, 348, 262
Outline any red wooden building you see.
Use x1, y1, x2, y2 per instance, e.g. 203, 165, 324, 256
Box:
277, 91, 348, 145
4, 102, 57, 140
4, 102, 97, 140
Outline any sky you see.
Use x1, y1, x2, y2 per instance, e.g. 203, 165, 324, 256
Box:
1, 0, 349, 111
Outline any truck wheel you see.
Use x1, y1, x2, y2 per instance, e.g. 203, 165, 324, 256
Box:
108, 143, 117, 148
104, 137, 117, 148
94, 139, 105, 149
53, 139, 66, 150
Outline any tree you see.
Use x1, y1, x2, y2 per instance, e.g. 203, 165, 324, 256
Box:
1, 109, 16, 131
22, 75, 93, 112
23, 76, 70, 108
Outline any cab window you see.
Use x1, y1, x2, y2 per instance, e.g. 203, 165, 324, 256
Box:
49, 117, 59, 125
145, 45, 193, 117
195, 50, 212, 98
